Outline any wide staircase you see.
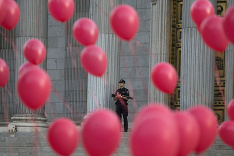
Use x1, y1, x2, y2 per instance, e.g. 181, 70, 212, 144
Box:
0, 129, 234, 156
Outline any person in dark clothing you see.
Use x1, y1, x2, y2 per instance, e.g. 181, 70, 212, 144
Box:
113, 79, 129, 132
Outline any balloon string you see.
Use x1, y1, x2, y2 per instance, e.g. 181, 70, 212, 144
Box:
129, 42, 149, 99
47, 100, 55, 119
119, 41, 138, 115
52, 87, 81, 122
2, 88, 14, 156
214, 62, 225, 106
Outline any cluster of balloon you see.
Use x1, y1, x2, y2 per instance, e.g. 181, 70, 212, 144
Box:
0, 58, 9, 87
219, 100, 234, 148
23, 39, 46, 65
188, 106, 218, 154
48, 118, 79, 156
110, 4, 139, 41
151, 62, 178, 94
130, 104, 218, 156
81, 109, 122, 156
191, 0, 228, 52
48, 0, 74, 22
0, 0, 20, 30
17, 39, 51, 110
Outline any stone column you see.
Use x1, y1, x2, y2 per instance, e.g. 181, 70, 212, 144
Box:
180, 0, 216, 110
64, 0, 89, 121
225, 0, 234, 121
87, 0, 121, 112
11, 0, 48, 129
0, 29, 16, 125
148, 0, 171, 104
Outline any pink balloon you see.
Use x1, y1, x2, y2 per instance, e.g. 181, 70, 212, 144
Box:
0, 0, 6, 24
73, 18, 98, 46
227, 99, 234, 121
130, 114, 179, 156
48, 118, 79, 156
188, 106, 218, 154
223, 6, 234, 45
82, 109, 122, 156
219, 121, 234, 148
0, 58, 9, 87
0, 0, 20, 30
80, 45, 108, 77
18, 62, 35, 76
48, 0, 74, 22
110, 4, 139, 41
23, 39, 46, 65
190, 0, 215, 28
133, 103, 172, 127
200, 15, 229, 52
17, 66, 51, 110
174, 111, 200, 156
151, 62, 178, 94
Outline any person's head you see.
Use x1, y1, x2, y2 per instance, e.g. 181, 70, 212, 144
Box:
119, 79, 125, 88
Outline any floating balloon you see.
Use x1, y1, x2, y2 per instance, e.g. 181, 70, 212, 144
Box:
227, 99, 234, 121
0, 58, 9, 87
48, 0, 74, 22
23, 39, 46, 65
82, 109, 122, 156
174, 111, 200, 156
18, 62, 35, 76
130, 113, 179, 156
73, 18, 98, 46
200, 15, 229, 52
151, 62, 178, 94
80, 45, 107, 77
190, 0, 215, 28
188, 106, 218, 154
133, 103, 172, 127
110, 4, 139, 41
17, 66, 51, 110
0, 0, 6, 24
223, 6, 234, 45
48, 118, 79, 156
219, 121, 234, 148
0, 0, 20, 30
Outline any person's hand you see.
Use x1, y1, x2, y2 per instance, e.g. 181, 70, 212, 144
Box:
116, 93, 121, 98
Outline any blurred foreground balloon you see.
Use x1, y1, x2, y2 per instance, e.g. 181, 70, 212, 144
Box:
73, 18, 98, 46
0, 58, 9, 87
110, 4, 139, 41
130, 104, 179, 156
0, 0, 6, 24
0, 0, 20, 30
48, 0, 74, 22
48, 118, 79, 156
82, 109, 122, 156
151, 62, 178, 94
190, 0, 215, 29
174, 111, 200, 156
80, 45, 107, 77
223, 6, 234, 45
188, 105, 218, 154
18, 62, 35, 76
200, 15, 228, 52
23, 39, 46, 65
219, 121, 234, 148
227, 99, 234, 121
17, 66, 51, 110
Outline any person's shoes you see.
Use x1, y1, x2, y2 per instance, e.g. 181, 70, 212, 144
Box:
124, 129, 128, 132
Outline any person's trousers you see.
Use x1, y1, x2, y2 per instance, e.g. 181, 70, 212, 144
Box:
116, 103, 128, 132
